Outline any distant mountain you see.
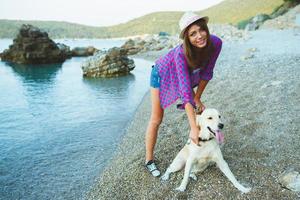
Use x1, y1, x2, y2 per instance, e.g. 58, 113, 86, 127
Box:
0, 0, 284, 38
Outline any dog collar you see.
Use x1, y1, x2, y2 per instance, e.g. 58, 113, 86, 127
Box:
186, 135, 214, 146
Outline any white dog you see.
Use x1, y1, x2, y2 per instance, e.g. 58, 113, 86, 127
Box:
161, 108, 251, 193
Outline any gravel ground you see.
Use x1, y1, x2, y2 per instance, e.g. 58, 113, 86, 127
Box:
86, 28, 300, 200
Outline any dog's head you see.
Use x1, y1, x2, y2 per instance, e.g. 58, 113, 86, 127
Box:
196, 108, 224, 144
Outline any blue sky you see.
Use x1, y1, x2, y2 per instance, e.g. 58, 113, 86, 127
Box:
0, 0, 224, 26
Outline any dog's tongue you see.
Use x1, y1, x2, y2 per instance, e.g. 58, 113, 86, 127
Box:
216, 130, 224, 144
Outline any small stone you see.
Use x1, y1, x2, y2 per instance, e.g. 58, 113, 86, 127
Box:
279, 169, 300, 192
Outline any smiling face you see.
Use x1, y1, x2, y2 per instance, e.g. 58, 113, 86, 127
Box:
187, 24, 208, 49
183, 19, 212, 69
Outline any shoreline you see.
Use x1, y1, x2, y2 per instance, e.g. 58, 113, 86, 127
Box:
86, 29, 300, 199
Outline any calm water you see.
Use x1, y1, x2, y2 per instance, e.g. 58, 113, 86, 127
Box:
0, 39, 152, 200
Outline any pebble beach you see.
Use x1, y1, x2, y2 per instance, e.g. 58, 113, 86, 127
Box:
86, 10, 300, 199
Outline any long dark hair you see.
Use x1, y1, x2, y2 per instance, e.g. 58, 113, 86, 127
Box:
183, 19, 214, 69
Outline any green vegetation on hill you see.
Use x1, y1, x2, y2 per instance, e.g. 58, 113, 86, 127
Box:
200, 0, 284, 24
104, 12, 182, 38
0, 20, 105, 38
0, 0, 284, 38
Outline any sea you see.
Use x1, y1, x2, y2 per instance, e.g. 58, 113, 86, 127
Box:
0, 38, 152, 200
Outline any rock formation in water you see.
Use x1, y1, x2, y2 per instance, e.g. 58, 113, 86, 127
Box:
72, 46, 98, 57
81, 47, 135, 77
0, 24, 71, 64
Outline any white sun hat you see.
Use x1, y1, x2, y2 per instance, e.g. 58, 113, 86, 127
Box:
179, 11, 209, 39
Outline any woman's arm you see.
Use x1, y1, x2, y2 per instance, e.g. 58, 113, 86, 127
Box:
185, 103, 199, 144
174, 46, 196, 109
193, 80, 209, 111
194, 79, 209, 100
173, 46, 199, 143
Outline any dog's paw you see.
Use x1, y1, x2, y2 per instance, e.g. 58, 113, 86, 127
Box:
175, 185, 186, 192
189, 173, 197, 181
241, 187, 251, 193
161, 173, 170, 181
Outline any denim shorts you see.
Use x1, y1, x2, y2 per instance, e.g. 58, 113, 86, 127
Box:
150, 65, 160, 88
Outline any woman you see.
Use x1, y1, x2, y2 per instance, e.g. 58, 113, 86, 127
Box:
145, 11, 222, 177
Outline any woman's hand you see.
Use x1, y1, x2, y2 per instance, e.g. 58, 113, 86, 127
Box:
194, 97, 205, 113
189, 126, 199, 145
194, 79, 208, 113
185, 103, 200, 145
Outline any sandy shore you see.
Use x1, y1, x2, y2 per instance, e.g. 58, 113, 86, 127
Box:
86, 29, 300, 199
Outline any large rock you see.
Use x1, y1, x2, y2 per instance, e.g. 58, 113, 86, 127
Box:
57, 43, 72, 58
81, 47, 135, 77
245, 14, 271, 31
121, 35, 180, 55
0, 24, 71, 64
261, 4, 300, 30
209, 24, 251, 41
72, 46, 98, 57
121, 39, 144, 55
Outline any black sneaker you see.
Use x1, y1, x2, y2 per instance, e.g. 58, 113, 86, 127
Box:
145, 160, 161, 177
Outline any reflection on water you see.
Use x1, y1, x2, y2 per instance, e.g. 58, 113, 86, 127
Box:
83, 73, 135, 94
83, 73, 135, 88
5, 62, 62, 83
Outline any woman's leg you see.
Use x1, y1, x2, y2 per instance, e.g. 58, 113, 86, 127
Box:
145, 87, 164, 162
